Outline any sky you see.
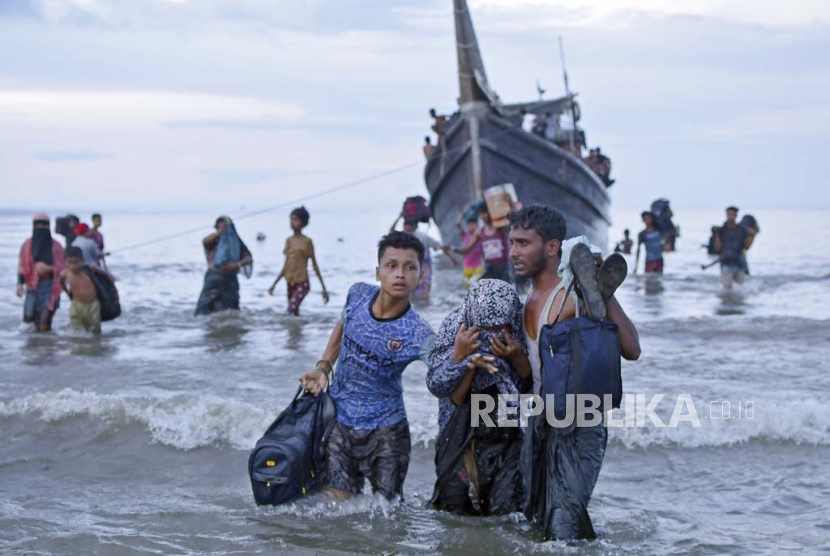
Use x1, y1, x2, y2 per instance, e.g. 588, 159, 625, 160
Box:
1, 0, 829, 215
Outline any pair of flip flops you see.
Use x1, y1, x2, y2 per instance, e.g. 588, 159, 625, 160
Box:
569, 243, 628, 321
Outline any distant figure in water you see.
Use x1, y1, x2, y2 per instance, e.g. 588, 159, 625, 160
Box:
715, 206, 752, 290
634, 212, 665, 274
70, 223, 106, 267
195, 216, 253, 315
457, 217, 483, 283
390, 213, 451, 301
17, 213, 65, 332
268, 206, 329, 316
90, 213, 108, 270
60, 246, 116, 334
614, 229, 633, 254
423, 136, 435, 158
455, 205, 511, 282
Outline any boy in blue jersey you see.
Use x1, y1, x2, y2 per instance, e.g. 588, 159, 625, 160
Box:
300, 231, 435, 500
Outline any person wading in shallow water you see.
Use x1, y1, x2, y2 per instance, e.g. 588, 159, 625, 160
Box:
509, 205, 640, 541
268, 206, 329, 316
194, 216, 253, 316
454, 205, 511, 282
427, 279, 532, 516
17, 213, 65, 332
715, 206, 752, 290
299, 232, 435, 501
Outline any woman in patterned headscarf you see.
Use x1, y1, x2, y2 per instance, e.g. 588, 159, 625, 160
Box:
427, 279, 531, 516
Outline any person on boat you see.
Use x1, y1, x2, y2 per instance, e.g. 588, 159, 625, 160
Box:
423, 136, 435, 158
544, 112, 558, 140
268, 207, 329, 316
430, 108, 447, 137
17, 213, 65, 332
456, 217, 483, 283
299, 232, 436, 501
634, 212, 665, 274
427, 279, 531, 515
715, 206, 752, 290
614, 229, 633, 255
508, 205, 640, 540
390, 213, 451, 301
454, 206, 511, 282
531, 114, 547, 138
194, 216, 253, 315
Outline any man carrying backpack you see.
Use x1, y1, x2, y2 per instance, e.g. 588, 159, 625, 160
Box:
508, 205, 640, 540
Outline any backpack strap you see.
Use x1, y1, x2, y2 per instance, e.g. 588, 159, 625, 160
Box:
549, 280, 576, 331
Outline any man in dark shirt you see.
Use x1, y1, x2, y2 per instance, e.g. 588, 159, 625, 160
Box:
715, 206, 751, 289
635, 212, 664, 274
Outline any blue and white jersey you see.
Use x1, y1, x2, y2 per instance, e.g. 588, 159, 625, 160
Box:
329, 283, 435, 430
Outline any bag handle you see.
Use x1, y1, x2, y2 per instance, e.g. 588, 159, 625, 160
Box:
295, 367, 333, 402
549, 280, 576, 331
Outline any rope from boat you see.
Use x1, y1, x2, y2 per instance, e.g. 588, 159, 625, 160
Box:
107, 123, 542, 255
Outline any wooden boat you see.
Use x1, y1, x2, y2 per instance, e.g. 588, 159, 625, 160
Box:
425, 0, 613, 248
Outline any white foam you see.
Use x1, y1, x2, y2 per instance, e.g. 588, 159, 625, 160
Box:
608, 398, 830, 449
0, 388, 273, 451
3, 389, 829, 451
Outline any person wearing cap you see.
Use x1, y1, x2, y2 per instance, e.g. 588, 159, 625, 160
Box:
69, 223, 103, 267
17, 213, 65, 331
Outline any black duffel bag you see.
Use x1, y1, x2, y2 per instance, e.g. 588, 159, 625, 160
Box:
82, 266, 121, 321
248, 385, 336, 505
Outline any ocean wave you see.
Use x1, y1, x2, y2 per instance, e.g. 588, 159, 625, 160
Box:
0, 389, 271, 451
2, 389, 829, 451
608, 398, 830, 449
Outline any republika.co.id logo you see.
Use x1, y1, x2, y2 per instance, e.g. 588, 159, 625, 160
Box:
470, 393, 755, 428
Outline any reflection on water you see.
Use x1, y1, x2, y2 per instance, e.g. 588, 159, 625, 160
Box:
716, 289, 748, 316
281, 318, 306, 351
203, 311, 251, 351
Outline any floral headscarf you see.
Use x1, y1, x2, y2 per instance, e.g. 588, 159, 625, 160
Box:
429, 279, 527, 395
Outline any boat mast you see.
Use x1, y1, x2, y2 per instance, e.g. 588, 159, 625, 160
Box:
454, 0, 491, 200
558, 36, 576, 153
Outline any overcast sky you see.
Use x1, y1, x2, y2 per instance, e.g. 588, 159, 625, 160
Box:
2, 0, 828, 215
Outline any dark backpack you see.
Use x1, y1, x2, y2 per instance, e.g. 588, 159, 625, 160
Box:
248, 386, 336, 506
403, 196, 431, 224
82, 266, 121, 321
539, 284, 622, 420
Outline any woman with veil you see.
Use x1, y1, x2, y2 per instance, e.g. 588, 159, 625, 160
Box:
195, 216, 253, 315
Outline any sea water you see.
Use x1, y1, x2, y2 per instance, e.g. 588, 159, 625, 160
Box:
1, 207, 829, 554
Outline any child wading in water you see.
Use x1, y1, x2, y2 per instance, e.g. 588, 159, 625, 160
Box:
59, 246, 117, 334
457, 217, 483, 283
268, 207, 329, 315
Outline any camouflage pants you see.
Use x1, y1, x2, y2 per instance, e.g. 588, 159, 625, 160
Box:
325, 419, 411, 500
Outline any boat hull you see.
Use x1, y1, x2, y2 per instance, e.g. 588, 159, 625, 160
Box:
425, 111, 611, 250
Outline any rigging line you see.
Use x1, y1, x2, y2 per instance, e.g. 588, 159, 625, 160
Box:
108, 121, 538, 256
110, 159, 423, 255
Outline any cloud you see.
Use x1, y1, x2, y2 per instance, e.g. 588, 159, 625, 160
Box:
0, 91, 306, 128
471, 0, 830, 28
0, 0, 42, 20
1, 1, 829, 211
34, 149, 113, 161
